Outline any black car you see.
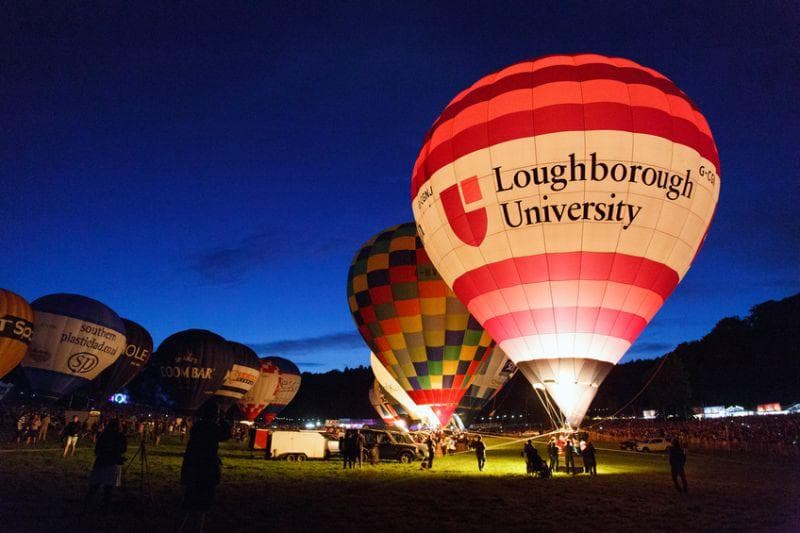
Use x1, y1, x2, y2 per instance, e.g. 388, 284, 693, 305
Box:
619, 440, 637, 450
360, 429, 426, 463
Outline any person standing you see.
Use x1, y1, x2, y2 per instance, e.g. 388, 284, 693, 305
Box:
425, 435, 435, 469
583, 440, 597, 476
523, 439, 536, 475
357, 430, 366, 468
668, 438, 688, 493
27, 415, 41, 446
39, 413, 51, 443
471, 435, 487, 471
63, 415, 82, 457
339, 432, 348, 470
179, 402, 232, 533
15, 414, 26, 445
153, 419, 163, 447
564, 438, 575, 475
547, 438, 559, 473
84, 418, 127, 512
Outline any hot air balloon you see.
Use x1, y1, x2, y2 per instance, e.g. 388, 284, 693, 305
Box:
153, 329, 235, 414
456, 346, 516, 427
91, 318, 153, 401
369, 379, 402, 426
347, 223, 495, 426
370, 352, 435, 425
21, 294, 127, 399
261, 356, 301, 425
0, 289, 34, 380
211, 341, 261, 411
237, 358, 281, 422
411, 54, 720, 428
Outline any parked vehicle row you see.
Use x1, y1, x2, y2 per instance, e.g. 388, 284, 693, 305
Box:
256, 429, 425, 463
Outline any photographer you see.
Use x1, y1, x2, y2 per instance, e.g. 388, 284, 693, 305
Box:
83, 418, 127, 512
179, 401, 231, 533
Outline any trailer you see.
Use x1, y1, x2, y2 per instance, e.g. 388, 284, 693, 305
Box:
266, 430, 338, 461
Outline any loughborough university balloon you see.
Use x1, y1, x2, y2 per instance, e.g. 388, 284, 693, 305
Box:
0, 289, 34, 380
21, 294, 126, 398
411, 54, 720, 427
348, 223, 494, 426
155, 329, 235, 414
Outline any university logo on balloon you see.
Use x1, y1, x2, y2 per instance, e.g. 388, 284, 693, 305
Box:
439, 176, 488, 247
412, 54, 720, 428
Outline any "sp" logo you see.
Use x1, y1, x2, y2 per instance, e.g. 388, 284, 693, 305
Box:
67, 352, 100, 374
440, 175, 487, 247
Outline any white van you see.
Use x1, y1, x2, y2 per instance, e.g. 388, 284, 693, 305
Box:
267, 430, 338, 461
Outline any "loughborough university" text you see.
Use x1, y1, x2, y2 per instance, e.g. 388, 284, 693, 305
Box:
494, 153, 695, 230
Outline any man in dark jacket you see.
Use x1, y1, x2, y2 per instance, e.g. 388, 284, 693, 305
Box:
564, 439, 575, 475
668, 438, 688, 493
425, 435, 435, 469
582, 440, 597, 476
63, 415, 82, 458
179, 402, 231, 533
547, 438, 559, 473
84, 418, 127, 512
523, 440, 536, 475
471, 435, 487, 471
524, 440, 549, 477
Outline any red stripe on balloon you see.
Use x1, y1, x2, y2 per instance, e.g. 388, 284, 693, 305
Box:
483, 307, 648, 344
412, 102, 718, 198
452, 252, 679, 305
407, 389, 466, 425
407, 388, 466, 406
427, 62, 701, 142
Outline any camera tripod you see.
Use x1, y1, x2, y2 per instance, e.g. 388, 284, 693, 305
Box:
125, 434, 152, 502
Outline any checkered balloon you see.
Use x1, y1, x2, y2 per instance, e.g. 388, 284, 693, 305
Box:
347, 222, 494, 426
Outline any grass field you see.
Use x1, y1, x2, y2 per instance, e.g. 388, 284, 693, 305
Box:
0, 435, 798, 532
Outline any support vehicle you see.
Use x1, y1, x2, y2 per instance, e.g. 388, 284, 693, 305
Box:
264, 430, 339, 461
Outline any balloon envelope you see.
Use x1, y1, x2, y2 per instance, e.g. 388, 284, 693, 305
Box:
212, 341, 261, 410
21, 293, 126, 399
456, 345, 516, 426
411, 54, 720, 427
91, 318, 153, 401
0, 289, 34, 380
348, 223, 494, 426
154, 329, 234, 414
369, 379, 403, 426
237, 357, 281, 421
261, 356, 301, 424
370, 352, 435, 425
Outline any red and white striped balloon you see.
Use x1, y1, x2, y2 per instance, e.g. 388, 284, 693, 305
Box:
411, 54, 720, 427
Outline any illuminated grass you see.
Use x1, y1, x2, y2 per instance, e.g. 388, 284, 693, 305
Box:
0, 436, 797, 531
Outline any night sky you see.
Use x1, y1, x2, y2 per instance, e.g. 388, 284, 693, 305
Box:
2, 2, 798, 371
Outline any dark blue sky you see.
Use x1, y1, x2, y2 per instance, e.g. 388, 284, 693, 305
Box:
2, 2, 798, 371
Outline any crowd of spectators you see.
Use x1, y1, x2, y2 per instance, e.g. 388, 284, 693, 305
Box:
2, 404, 191, 449
589, 414, 800, 456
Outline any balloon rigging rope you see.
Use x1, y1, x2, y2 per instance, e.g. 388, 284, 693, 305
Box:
581, 351, 673, 431
473, 351, 673, 434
